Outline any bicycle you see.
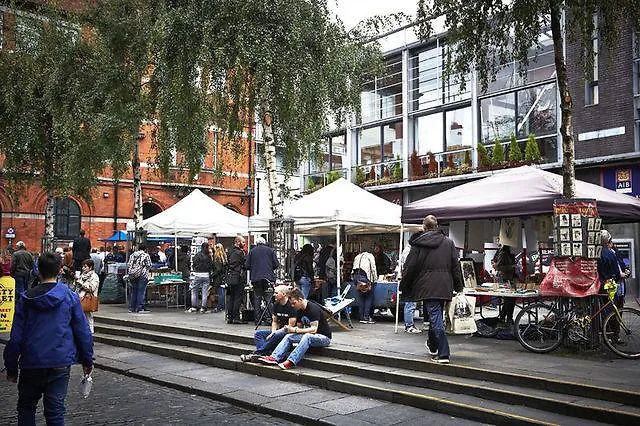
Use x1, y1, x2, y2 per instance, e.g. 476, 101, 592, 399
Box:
514, 280, 640, 359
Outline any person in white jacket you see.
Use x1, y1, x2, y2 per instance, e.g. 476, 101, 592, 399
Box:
75, 259, 100, 333
351, 251, 377, 324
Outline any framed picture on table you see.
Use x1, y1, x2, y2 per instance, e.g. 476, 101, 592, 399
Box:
460, 258, 478, 288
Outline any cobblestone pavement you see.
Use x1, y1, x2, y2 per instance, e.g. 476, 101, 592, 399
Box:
0, 365, 298, 426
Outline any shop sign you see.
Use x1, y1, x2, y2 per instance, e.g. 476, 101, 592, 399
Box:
5, 227, 16, 239
0, 276, 16, 333
602, 167, 640, 197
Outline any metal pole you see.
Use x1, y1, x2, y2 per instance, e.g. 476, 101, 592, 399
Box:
133, 132, 144, 245
395, 224, 404, 333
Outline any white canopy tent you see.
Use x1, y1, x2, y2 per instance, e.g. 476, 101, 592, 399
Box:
142, 188, 248, 237
249, 178, 417, 332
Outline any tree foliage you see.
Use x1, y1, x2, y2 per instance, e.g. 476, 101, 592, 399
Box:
508, 133, 523, 163
492, 138, 505, 165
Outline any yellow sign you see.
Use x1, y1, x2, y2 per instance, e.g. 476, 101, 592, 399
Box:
0, 276, 16, 333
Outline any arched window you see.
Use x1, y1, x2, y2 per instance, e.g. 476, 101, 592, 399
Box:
54, 198, 81, 239
143, 202, 162, 219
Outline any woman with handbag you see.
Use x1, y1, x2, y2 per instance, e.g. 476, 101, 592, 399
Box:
351, 250, 377, 324
211, 243, 228, 313
75, 259, 100, 333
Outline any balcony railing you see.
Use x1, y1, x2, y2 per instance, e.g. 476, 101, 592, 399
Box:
412, 147, 474, 179
303, 169, 348, 193
352, 158, 404, 187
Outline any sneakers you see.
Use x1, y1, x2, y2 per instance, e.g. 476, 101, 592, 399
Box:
367, 318, 376, 324
359, 317, 375, 324
258, 356, 278, 365
432, 357, 450, 364
405, 326, 422, 334
278, 360, 295, 370
139, 309, 151, 314
185, 307, 198, 313
200, 308, 210, 314
359, 319, 369, 324
424, 341, 438, 357
240, 353, 260, 363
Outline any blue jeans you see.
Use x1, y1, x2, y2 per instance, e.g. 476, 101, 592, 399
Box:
425, 300, 450, 360
17, 366, 71, 426
130, 276, 148, 312
404, 301, 417, 328
190, 275, 210, 309
254, 328, 287, 355
270, 333, 331, 365
216, 286, 225, 310
298, 276, 311, 298
14, 274, 29, 299
357, 286, 374, 320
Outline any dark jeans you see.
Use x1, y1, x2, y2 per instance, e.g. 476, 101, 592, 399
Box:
17, 366, 71, 426
251, 279, 272, 323
357, 285, 374, 320
129, 276, 148, 312
14, 273, 30, 299
227, 283, 244, 321
425, 299, 450, 360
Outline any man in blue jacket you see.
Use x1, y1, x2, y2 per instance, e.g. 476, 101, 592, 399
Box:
245, 236, 279, 325
4, 251, 94, 425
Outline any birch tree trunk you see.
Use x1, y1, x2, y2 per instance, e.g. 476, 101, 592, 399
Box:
133, 133, 144, 244
43, 189, 55, 252
261, 103, 283, 218
550, 2, 576, 198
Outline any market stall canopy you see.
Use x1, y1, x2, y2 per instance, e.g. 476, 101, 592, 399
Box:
249, 178, 414, 235
99, 230, 129, 242
402, 166, 640, 223
141, 189, 248, 237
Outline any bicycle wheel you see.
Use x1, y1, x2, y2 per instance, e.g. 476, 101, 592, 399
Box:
515, 302, 563, 353
602, 307, 640, 359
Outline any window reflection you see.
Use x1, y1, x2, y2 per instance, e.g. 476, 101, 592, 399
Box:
359, 127, 381, 165
481, 92, 516, 142
415, 113, 443, 155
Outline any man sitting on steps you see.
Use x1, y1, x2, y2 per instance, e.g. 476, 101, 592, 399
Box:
258, 288, 332, 369
239, 285, 299, 362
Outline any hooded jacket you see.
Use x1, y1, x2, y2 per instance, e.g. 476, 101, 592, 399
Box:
400, 230, 463, 301
245, 243, 279, 282
3, 280, 94, 374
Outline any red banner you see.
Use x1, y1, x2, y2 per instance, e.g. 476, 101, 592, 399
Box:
540, 258, 601, 297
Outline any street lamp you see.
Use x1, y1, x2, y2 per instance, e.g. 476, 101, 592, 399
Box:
256, 177, 261, 215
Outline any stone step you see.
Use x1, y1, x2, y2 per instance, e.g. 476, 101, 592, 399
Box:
94, 327, 638, 425
93, 317, 639, 408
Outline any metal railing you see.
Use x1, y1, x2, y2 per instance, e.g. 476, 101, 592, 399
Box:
303, 168, 348, 193
352, 158, 404, 186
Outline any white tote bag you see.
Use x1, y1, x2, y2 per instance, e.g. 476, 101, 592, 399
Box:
446, 294, 477, 334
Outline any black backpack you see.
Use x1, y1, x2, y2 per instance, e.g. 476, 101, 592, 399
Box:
293, 260, 303, 281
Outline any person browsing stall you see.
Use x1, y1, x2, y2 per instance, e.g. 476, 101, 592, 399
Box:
259, 288, 331, 369
245, 236, 280, 325
239, 285, 299, 362
352, 249, 377, 324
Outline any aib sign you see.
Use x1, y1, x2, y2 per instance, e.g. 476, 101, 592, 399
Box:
616, 169, 632, 194
5, 227, 16, 239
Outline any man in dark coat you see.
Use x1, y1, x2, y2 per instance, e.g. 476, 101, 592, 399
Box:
10, 241, 34, 297
400, 215, 463, 364
245, 236, 279, 325
226, 236, 247, 324
72, 229, 91, 271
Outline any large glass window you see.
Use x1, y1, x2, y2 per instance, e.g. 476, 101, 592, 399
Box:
481, 84, 557, 143
360, 57, 403, 123
330, 134, 347, 170
415, 113, 443, 155
358, 127, 382, 165
480, 92, 517, 142
445, 108, 472, 151
54, 198, 80, 239
383, 122, 403, 161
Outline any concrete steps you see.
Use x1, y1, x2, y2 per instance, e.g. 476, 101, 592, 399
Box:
94, 317, 638, 425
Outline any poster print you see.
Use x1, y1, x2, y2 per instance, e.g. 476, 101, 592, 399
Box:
572, 228, 583, 242
559, 214, 570, 227
587, 245, 596, 258
561, 243, 572, 256
571, 214, 582, 227
572, 243, 583, 256
595, 246, 602, 257
594, 218, 602, 231
595, 232, 602, 244
587, 217, 595, 231
560, 228, 571, 241
460, 259, 478, 288
587, 232, 595, 245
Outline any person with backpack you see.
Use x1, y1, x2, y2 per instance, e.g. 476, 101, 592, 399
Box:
351, 250, 377, 324
10, 241, 34, 299
186, 242, 213, 314
293, 244, 315, 298
127, 243, 152, 314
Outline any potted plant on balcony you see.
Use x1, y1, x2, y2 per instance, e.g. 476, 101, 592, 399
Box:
492, 137, 506, 169
410, 150, 423, 180
392, 155, 403, 182
508, 132, 523, 167
477, 143, 492, 172
355, 166, 366, 185
524, 133, 542, 164
326, 170, 341, 184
